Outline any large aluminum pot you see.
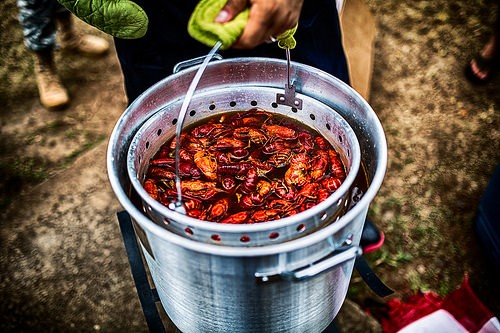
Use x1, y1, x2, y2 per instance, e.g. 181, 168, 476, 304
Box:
107, 58, 387, 332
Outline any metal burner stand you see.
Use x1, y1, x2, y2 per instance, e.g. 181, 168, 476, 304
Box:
117, 210, 343, 333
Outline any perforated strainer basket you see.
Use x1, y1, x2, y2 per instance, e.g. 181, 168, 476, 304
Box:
127, 85, 361, 246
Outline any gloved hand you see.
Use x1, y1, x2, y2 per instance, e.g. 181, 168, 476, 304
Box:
188, 0, 249, 50
57, 0, 148, 39
188, 0, 300, 50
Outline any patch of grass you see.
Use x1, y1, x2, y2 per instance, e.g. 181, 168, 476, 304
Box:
23, 133, 37, 146
407, 270, 430, 292
438, 278, 453, 296
10, 157, 49, 183
347, 284, 363, 298
387, 214, 410, 242
369, 248, 389, 266
22, 120, 76, 146
381, 196, 403, 212
413, 223, 439, 243
60, 134, 106, 167
44, 119, 68, 133
389, 250, 414, 267
368, 248, 413, 269
64, 128, 78, 140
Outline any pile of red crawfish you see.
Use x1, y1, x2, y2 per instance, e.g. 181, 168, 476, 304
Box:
143, 108, 347, 224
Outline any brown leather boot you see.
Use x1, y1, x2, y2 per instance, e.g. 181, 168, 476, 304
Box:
34, 50, 70, 110
57, 13, 110, 56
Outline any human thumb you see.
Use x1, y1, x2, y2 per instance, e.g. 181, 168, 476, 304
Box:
215, 0, 248, 23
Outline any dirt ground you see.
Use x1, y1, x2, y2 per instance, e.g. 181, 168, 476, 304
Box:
358, 0, 500, 314
1, 0, 499, 331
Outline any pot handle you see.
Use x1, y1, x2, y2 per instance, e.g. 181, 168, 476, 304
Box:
173, 53, 224, 74
255, 246, 361, 283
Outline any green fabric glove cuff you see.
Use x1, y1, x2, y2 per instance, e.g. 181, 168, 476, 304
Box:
277, 24, 297, 49
58, 0, 149, 39
188, 0, 297, 50
188, 0, 249, 50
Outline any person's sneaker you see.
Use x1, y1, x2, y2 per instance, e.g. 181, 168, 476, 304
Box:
360, 218, 385, 253
34, 56, 69, 110
61, 34, 110, 56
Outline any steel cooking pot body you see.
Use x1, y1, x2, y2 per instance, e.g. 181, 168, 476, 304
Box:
107, 58, 387, 332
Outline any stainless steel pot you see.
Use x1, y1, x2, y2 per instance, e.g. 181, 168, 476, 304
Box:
107, 58, 387, 333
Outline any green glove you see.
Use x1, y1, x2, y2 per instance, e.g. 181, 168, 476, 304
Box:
188, 0, 297, 50
188, 0, 249, 50
277, 24, 297, 50
58, 0, 149, 39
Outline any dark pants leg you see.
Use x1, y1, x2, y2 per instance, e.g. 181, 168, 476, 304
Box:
17, 0, 69, 52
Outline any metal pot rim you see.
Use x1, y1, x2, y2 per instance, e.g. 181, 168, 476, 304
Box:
106, 57, 387, 256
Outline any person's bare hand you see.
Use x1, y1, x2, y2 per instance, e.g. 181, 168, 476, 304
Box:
215, 0, 304, 49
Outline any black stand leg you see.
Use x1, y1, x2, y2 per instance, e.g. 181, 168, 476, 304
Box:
117, 211, 166, 333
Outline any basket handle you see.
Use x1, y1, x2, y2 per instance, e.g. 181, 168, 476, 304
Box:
173, 53, 224, 74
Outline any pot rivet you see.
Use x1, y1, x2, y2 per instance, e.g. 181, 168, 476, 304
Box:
240, 235, 250, 243
343, 233, 354, 246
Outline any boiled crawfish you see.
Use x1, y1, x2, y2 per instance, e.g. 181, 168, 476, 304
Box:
143, 108, 347, 223
181, 180, 219, 200
220, 211, 251, 224
251, 209, 281, 223
192, 123, 228, 138
233, 127, 268, 146
310, 150, 329, 181
262, 124, 298, 140
194, 151, 217, 181
284, 153, 311, 187
206, 197, 230, 222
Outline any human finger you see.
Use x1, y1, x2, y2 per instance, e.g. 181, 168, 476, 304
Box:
215, 0, 249, 23
232, 0, 303, 49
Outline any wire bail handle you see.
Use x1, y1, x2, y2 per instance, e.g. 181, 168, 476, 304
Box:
170, 41, 223, 214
